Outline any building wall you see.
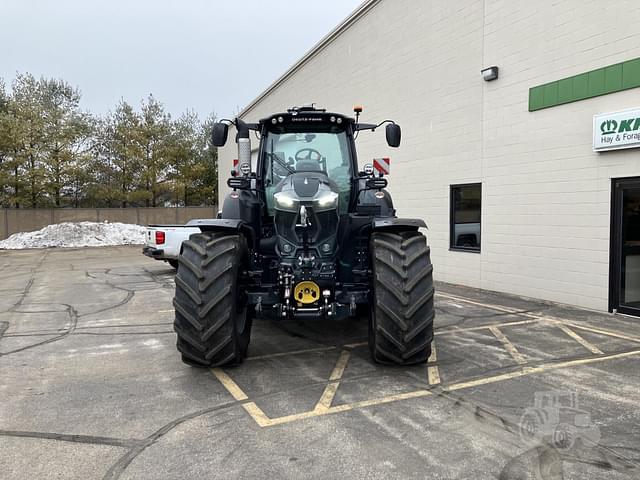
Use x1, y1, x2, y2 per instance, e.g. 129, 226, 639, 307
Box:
219, 0, 640, 310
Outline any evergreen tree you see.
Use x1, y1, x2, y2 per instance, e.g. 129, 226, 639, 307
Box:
95, 100, 143, 207
199, 113, 219, 205
0, 73, 220, 209
40, 78, 93, 206
167, 111, 218, 206
0, 79, 10, 206
138, 95, 171, 207
8, 73, 48, 207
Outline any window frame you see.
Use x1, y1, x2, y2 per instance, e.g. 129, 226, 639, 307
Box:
449, 182, 482, 253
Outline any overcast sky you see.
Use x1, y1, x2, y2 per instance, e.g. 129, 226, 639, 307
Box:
1, 0, 363, 119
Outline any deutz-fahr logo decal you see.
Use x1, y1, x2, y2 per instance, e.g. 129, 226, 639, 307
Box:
291, 116, 323, 122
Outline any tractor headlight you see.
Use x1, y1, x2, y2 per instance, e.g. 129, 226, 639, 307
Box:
274, 192, 298, 211
313, 191, 339, 211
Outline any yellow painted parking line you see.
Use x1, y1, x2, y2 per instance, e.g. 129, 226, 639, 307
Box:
211, 368, 249, 400
329, 350, 350, 381
447, 348, 640, 391
265, 389, 434, 427
314, 383, 341, 413
489, 326, 527, 364
560, 321, 640, 344
327, 389, 432, 413
211, 368, 273, 427
207, 291, 640, 428
557, 325, 604, 355
436, 293, 522, 315
315, 350, 351, 412
246, 346, 336, 361
427, 341, 441, 385
437, 292, 640, 346
213, 347, 640, 428
435, 318, 539, 335
240, 402, 272, 428
157, 309, 174, 313
344, 341, 368, 348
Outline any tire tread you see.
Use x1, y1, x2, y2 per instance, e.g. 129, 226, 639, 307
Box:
173, 232, 251, 367
369, 230, 434, 365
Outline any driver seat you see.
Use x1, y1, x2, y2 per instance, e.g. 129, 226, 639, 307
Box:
295, 159, 323, 172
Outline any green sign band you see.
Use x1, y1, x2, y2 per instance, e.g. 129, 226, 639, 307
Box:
529, 58, 640, 112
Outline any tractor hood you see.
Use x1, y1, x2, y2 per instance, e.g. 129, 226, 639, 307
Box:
272, 172, 340, 259
273, 172, 340, 213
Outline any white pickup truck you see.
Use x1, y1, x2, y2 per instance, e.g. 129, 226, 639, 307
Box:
142, 223, 200, 269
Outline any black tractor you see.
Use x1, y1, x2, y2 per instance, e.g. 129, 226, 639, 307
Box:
173, 105, 434, 367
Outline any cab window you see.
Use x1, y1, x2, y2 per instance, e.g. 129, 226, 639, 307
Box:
263, 131, 352, 214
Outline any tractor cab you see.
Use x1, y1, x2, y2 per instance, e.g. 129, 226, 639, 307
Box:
259, 109, 355, 216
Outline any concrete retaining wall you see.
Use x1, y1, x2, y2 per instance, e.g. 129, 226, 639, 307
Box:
0, 207, 217, 240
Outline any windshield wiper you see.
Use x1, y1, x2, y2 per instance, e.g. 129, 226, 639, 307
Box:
267, 152, 296, 173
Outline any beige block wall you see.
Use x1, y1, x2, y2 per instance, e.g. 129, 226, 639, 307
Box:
219, 0, 640, 310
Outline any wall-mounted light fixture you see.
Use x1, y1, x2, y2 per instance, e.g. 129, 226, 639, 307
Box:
481, 66, 499, 81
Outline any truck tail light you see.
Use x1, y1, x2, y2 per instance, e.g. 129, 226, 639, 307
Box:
155, 231, 165, 245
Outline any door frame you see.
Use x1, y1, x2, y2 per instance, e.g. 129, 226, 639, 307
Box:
609, 176, 640, 316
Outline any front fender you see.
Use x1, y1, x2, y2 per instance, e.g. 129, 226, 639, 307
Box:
372, 217, 427, 231
187, 218, 244, 231
185, 218, 256, 249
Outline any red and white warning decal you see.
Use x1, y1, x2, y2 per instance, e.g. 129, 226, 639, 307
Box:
373, 157, 390, 175
232, 159, 239, 172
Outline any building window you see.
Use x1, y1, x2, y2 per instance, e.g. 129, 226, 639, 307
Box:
450, 183, 481, 252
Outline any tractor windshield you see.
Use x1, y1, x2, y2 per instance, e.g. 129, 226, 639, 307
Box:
262, 130, 352, 214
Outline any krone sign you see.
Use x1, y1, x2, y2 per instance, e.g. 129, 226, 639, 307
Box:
593, 108, 640, 152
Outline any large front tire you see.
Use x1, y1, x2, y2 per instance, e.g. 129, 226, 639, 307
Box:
173, 232, 252, 367
369, 231, 434, 365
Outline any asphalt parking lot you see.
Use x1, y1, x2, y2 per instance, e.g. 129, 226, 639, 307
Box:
1, 246, 639, 479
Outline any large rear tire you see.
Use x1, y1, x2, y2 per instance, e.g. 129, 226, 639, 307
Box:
173, 232, 252, 367
369, 231, 434, 365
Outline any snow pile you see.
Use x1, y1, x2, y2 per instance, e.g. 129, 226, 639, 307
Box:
0, 222, 146, 249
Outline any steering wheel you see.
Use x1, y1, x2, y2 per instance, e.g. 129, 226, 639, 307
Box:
294, 148, 322, 162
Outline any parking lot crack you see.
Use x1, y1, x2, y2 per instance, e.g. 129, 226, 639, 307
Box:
0, 429, 143, 449
0, 303, 78, 357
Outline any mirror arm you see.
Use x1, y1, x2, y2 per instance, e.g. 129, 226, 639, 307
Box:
354, 122, 377, 132
219, 118, 261, 131
354, 120, 396, 132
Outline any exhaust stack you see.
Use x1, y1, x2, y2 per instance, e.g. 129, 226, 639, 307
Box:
236, 118, 251, 172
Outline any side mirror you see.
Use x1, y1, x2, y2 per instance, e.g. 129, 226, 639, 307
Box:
212, 122, 229, 147
227, 177, 250, 190
385, 123, 401, 148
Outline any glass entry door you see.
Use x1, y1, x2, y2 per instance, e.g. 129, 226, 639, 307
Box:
611, 178, 640, 315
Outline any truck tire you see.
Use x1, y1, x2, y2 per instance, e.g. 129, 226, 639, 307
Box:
369, 231, 434, 365
173, 232, 251, 367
